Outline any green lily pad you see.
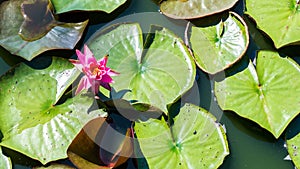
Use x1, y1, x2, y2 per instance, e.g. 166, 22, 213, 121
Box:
160, 0, 238, 19
287, 133, 300, 168
87, 23, 196, 112
134, 103, 229, 169
0, 148, 12, 169
190, 12, 249, 74
245, 0, 300, 48
50, 0, 127, 14
215, 51, 300, 138
0, 0, 88, 61
0, 57, 107, 164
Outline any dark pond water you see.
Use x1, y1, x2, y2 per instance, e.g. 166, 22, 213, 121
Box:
0, 0, 298, 168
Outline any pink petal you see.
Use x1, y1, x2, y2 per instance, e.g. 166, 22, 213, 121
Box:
91, 81, 101, 94
69, 59, 84, 72
75, 49, 87, 66
84, 45, 98, 64
98, 55, 108, 66
101, 74, 114, 83
75, 76, 91, 95
107, 69, 119, 76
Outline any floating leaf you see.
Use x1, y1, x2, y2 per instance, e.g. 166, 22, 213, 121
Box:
215, 51, 300, 138
0, 0, 88, 61
191, 12, 249, 74
0, 57, 107, 164
50, 0, 127, 14
19, 0, 57, 41
34, 164, 75, 169
160, 0, 238, 19
87, 23, 196, 112
287, 133, 300, 168
68, 151, 110, 169
0, 148, 12, 169
245, 0, 300, 48
134, 103, 229, 169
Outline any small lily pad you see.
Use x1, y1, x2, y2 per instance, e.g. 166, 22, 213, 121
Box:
87, 23, 196, 112
134, 103, 229, 169
160, 0, 238, 19
191, 12, 249, 74
0, 0, 88, 61
0, 148, 12, 169
245, 0, 300, 48
215, 51, 300, 138
0, 57, 107, 164
51, 0, 127, 14
287, 133, 300, 168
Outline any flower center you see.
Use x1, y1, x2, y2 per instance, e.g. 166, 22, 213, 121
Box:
90, 63, 101, 76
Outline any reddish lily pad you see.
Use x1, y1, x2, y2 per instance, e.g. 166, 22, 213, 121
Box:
160, 0, 238, 19
0, 0, 88, 61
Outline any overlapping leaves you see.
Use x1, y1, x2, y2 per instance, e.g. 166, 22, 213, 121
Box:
135, 103, 229, 169
87, 23, 196, 112
0, 57, 106, 164
0, 0, 88, 61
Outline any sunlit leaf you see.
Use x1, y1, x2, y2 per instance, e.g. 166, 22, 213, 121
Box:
191, 12, 249, 74
245, 0, 300, 48
0, 57, 107, 164
0, 148, 12, 169
0, 0, 88, 61
160, 0, 238, 19
50, 0, 127, 14
287, 133, 300, 168
87, 23, 196, 112
215, 51, 300, 138
135, 103, 229, 169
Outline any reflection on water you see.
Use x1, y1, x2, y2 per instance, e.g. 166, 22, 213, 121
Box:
0, 57, 10, 76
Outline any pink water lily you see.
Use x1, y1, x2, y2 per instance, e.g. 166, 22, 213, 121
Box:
70, 45, 119, 95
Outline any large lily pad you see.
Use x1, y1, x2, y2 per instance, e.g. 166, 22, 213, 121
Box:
287, 133, 300, 168
160, 0, 238, 19
51, 0, 127, 14
245, 0, 300, 48
87, 23, 196, 112
215, 51, 300, 138
190, 12, 249, 74
0, 57, 106, 164
0, 148, 12, 169
0, 0, 88, 61
134, 103, 229, 169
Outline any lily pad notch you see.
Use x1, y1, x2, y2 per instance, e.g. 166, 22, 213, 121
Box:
215, 51, 300, 138
190, 12, 249, 74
